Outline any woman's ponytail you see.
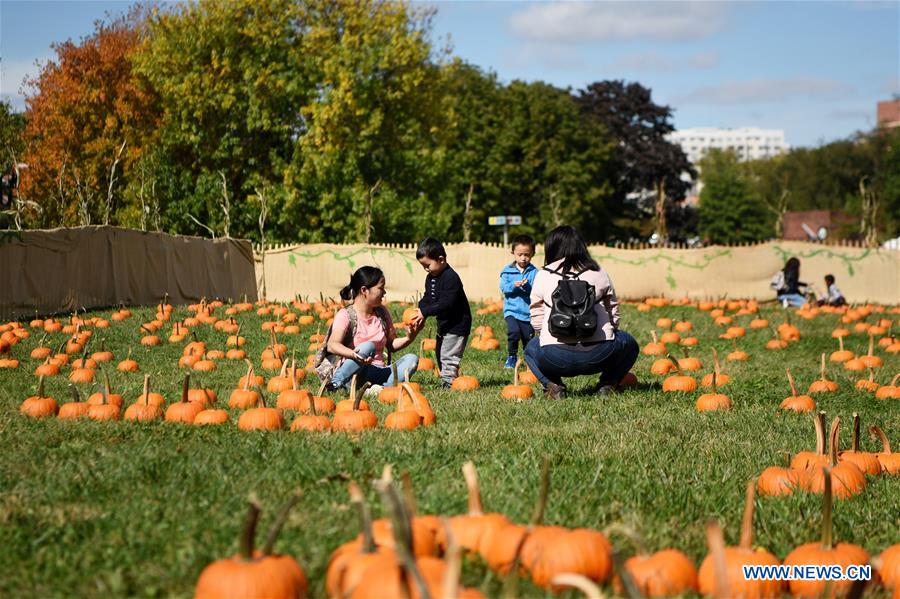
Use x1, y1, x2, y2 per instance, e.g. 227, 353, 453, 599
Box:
340, 266, 385, 301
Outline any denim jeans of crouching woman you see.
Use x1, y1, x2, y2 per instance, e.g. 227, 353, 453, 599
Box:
523, 330, 639, 389
330, 341, 419, 388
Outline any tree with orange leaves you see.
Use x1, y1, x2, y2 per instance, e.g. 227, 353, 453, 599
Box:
22, 8, 159, 228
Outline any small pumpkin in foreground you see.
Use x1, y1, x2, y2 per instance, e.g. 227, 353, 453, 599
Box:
21, 376, 58, 418
779, 370, 816, 413
698, 480, 782, 598
783, 472, 869, 598
195, 494, 307, 599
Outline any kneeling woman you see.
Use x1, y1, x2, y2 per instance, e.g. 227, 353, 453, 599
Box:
524, 225, 639, 399
325, 266, 421, 393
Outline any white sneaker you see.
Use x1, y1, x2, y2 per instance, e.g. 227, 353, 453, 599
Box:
364, 384, 384, 398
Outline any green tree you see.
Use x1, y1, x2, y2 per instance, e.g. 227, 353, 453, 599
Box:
698, 149, 770, 244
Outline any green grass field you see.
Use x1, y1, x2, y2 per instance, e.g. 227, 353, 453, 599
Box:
1, 300, 898, 598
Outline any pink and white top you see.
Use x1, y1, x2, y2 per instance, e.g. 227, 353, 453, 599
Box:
331, 307, 396, 366
529, 258, 620, 349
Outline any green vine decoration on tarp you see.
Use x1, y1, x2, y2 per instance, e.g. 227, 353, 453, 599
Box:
593, 248, 733, 289
286, 247, 418, 275
770, 245, 875, 276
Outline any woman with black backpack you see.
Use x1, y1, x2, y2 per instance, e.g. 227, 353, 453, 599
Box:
524, 225, 639, 400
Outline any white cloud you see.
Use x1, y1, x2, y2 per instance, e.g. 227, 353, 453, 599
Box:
606, 50, 718, 72
676, 78, 855, 105
501, 43, 586, 71
508, 2, 729, 44
825, 108, 871, 120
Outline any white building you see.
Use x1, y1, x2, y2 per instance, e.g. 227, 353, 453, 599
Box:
667, 127, 789, 164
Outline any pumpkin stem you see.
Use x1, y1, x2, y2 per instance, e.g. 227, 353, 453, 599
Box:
102, 366, 111, 397
278, 357, 288, 378
290, 360, 298, 391
440, 516, 463, 599
867, 335, 874, 358
821, 467, 834, 550
739, 478, 756, 550
815, 412, 826, 456
182, 374, 190, 403
400, 470, 418, 517
711, 370, 718, 392
69, 384, 80, 403
374, 478, 431, 599
513, 358, 523, 386
530, 456, 551, 526
349, 481, 377, 554
243, 359, 253, 391
350, 375, 361, 411
868, 426, 892, 454
838, 336, 844, 352
890, 372, 900, 387
705, 520, 731, 598
262, 489, 301, 555
665, 352, 683, 375
852, 412, 860, 452
37, 375, 46, 398
786, 369, 798, 397
820, 353, 827, 381
461, 461, 485, 516
239, 497, 262, 561
731, 337, 738, 352
141, 374, 150, 405
549, 574, 606, 599
650, 330, 658, 345
828, 416, 842, 467
315, 378, 329, 398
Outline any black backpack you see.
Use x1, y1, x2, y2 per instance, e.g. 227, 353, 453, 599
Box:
544, 266, 598, 339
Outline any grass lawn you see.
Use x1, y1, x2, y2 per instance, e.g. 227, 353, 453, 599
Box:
1, 299, 898, 598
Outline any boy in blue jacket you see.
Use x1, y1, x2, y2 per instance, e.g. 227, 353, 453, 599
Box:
499, 234, 538, 368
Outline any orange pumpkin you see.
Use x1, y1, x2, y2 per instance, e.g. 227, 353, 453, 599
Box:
117, 348, 139, 372
875, 373, 900, 400
662, 357, 697, 392
780, 370, 816, 413
700, 349, 730, 387
87, 382, 120, 421
783, 473, 869, 598
531, 528, 613, 590
614, 549, 698, 598
696, 372, 731, 412
808, 353, 839, 393
276, 360, 312, 411
58, 385, 91, 420
194, 498, 307, 599
829, 335, 855, 363
501, 358, 534, 400
799, 417, 867, 500
332, 376, 377, 432
758, 465, 800, 497
877, 544, 900, 593
230, 361, 261, 409
165, 375, 204, 424
838, 412, 882, 476
643, 330, 667, 356
698, 482, 782, 598
650, 358, 676, 376
451, 374, 480, 391
436, 461, 512, 556
20, 376, 59, 418
869, 426, 900, 474
791, 411, 828, 471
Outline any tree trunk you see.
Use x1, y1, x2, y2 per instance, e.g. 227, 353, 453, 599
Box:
462, 184, 474, 242
654, 179, 667, 242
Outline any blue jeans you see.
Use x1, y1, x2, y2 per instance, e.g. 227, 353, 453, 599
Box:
523, 331, 639, 389
777, 293, 808, 307
505, 316, 535, 356
331, 341, 419, 388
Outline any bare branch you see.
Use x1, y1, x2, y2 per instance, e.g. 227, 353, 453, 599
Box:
104, 139, 127, 225
219, 170, 230, 238
187, 213, 216, 239
462, 183, 474, 242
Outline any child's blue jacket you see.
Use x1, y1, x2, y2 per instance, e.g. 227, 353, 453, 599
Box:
499, 262, 538, 321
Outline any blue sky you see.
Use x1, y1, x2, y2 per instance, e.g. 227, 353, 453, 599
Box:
2, 1, 898, 148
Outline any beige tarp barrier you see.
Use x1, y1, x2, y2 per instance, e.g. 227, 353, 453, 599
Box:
256, 241, 899, 305
0, 226, 257, 320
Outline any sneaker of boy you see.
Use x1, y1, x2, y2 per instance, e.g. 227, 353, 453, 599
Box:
504, 356, 517, 369
363, 384, 384, 398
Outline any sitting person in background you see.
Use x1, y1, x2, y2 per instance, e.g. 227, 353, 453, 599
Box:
770, 257, 809, 307
817, 274, 847, 307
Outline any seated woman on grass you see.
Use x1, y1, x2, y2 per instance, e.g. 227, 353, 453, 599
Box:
324, 266, 421, 396
524, 225, 639, 399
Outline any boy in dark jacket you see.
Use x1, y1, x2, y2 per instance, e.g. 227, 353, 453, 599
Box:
409, 237, 472, 387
